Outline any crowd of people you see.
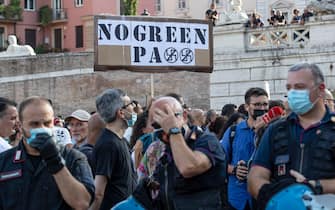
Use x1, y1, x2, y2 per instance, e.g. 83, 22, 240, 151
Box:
204, 2, 315, 29
247, 7, 314, 29
0, 62, 335, 210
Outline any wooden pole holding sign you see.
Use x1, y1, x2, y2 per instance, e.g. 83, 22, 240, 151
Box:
94, 15, 213, 73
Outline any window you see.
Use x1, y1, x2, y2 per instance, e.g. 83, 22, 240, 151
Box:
24, 0, 35, 10
75, 25, 83, 48
25, 29, 36, 49
75, 0, 83, 7
178, 0, 186, 9
0, 27, 4, 51
155, 0, 161, 12
54, 0, 62, 9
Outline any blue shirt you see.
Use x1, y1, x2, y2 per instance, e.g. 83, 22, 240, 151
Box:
220, 120, 255, 210
139, 133, 154, 154
252, 108, 333, 173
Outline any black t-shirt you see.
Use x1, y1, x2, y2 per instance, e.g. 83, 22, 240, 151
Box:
79, 143, 95, 176
93, 128, 136, 210
206, 9, 218, 25
275, 15, 286, 24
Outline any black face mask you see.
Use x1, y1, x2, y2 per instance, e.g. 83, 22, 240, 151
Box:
252, 109, 267, 120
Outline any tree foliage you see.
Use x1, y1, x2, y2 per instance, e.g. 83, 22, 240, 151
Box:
3, 0, 22, 20
39, 5, 52, 27
122, 0, 138, 15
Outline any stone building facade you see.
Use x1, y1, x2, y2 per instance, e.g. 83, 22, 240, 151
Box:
211, 16, 335, 110
0, 53, 210, 117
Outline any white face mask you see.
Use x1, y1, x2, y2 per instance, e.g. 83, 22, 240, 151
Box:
26, 127, 53, 144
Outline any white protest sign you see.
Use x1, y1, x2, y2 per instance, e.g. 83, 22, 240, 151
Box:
94, 16, 213, 72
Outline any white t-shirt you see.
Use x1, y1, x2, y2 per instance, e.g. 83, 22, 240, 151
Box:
123, 127, 133, 143
0, 137, 12, 153
53, 127, 72, 147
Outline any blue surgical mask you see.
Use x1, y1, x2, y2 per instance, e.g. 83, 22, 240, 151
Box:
26, 128, 53, 144
127, 113, 137, 127
287, 89, 316, 115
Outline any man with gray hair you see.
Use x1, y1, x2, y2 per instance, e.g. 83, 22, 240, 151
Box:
90, 89, 136, 210
248, 63, 335, 209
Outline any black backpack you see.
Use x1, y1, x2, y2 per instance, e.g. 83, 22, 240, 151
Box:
228, 125, 237, 163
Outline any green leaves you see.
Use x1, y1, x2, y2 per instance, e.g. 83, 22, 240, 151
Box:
121, 0, 138, 16
39, 5, 52, 26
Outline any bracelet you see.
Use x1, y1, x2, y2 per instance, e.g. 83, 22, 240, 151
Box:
314, 180, 323, 195
304, 179, 323, 195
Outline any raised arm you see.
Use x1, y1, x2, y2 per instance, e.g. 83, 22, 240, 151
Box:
54, 167, 91, 209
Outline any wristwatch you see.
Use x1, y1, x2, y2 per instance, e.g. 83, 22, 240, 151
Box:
314, 180, 323, 195
168, 127, 181, 135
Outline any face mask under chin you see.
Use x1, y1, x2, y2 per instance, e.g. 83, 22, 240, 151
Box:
123, 111, 137, 127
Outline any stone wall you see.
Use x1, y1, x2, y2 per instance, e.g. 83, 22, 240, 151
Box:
211, 17, 335, 111
0, 53, 210, 117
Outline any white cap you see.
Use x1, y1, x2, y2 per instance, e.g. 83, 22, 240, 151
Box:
65, 109, 91, 122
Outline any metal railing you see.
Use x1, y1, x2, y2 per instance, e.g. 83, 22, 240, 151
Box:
246, 25, 310, 51
53, 8, 67, 21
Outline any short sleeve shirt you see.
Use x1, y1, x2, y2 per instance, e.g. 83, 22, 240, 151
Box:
93, 128, 136, 210
252, 110, 334, 173
53, 127, 72, 146
220, 120, 255, 210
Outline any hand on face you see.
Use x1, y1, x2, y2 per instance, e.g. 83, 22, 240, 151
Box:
253, 116, 266, 131
152, 104, 183, 134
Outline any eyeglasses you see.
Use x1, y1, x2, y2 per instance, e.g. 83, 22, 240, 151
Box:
122, 100, 140, 109
249, 102, 269, 107
122, 101, 135, 109
324, 99, 335, 103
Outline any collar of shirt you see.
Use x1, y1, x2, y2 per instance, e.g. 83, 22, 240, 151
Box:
287, 106, 333, 125
238, 120, 253, 130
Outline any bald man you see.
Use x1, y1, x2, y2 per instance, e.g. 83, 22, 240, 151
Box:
188, 108, 206, 128
324, 89, 335, 112
132, 96, 227, 209
79, 113, 105, 176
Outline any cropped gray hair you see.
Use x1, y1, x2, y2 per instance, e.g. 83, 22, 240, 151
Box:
95, 88, 126, 123
289, 63, 324, 85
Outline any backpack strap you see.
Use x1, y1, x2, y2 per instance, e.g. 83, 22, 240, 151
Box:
228, 125, 237, 163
